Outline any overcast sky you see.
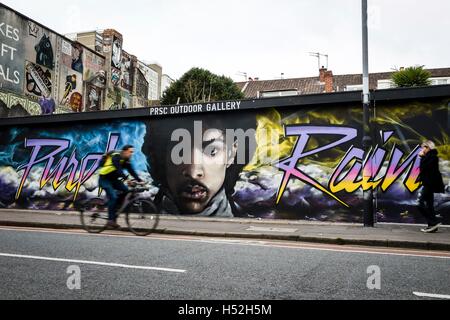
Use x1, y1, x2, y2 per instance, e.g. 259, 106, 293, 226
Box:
3, 0, 449, 81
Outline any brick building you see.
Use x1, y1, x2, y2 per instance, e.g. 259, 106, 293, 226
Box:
67, 29, 170, 109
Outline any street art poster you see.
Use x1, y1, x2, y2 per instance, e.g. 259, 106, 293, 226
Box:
24, 61, 52, 100
111, 35, 122, 70
21, 16, 57, 115
61, 40, 84, 74
111, 67, 121, 87
0, 8, 25, 93
58, 65, 83, 112
0, 100, 448, 224
71, 43, 84, 74
86, 84, 102, 112
0, 89, 49, 117
33, 34, 55, 70
120, 52, 132, 91
106, 86, 126, 111
23, 22, 56, 72
134, 69, 149, 108
83, 50, 106, 85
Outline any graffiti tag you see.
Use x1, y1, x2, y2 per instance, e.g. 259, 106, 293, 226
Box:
275, 126, 421, 207
16, 134, 120, 201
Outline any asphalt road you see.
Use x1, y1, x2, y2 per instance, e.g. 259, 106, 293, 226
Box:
0, 226, 449, 300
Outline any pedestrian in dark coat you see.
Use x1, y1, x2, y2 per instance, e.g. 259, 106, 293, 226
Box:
417, 141, 445, 233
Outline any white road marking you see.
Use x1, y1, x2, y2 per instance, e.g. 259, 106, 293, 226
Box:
0, 253, 186, 273
0, 226, 449, 260
413, 292, 450, 300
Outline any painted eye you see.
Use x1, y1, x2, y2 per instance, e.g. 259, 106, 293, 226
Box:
209, 148, 218, 157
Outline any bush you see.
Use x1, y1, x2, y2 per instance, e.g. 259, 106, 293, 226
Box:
391, 66, 432, 88
161, 68, 244, 105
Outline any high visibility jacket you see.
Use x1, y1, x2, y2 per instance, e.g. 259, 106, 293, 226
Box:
99, 152, 141, 181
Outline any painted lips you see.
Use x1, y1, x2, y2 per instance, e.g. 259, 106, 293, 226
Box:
181, 185, 208, 201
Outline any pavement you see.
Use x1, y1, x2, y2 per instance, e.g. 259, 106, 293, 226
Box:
0, 209, 449, 251
0, 227, 449, 300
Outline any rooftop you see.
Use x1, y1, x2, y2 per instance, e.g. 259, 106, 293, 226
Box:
236, 67, 450, 98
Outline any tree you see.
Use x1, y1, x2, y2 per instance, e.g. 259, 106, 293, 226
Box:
161, 68, 244, 105
391, 66, 432, 88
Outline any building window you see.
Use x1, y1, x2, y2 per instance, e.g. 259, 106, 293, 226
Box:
345, 84, 363, 91
430, 77, 450, 85
260, 90, 299, 98
377, 79, 395, 90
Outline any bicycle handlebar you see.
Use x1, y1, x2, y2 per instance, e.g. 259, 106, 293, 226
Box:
132, 187, 150, 192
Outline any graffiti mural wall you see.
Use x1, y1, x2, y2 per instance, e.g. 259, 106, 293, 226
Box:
0, 7, 57, 116
373, 99, 450, 223
0, 98, 448, 224
0, 4, 106, 116
83, 50, 106, 112
101, 28, 141, 111
0, 8, 24, 94
0, 90, 41, 117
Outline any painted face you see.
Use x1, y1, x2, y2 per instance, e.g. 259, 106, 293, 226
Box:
89, 89, 98, 101
166, 128, 237, 214
72, 47, 80, 61
112, 41, 122, 66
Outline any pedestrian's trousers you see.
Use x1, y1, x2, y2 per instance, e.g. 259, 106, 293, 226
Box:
417, 186, 438, 227
99, 177, 129, 221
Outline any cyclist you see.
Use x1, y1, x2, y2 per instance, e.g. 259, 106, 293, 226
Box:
99, 145, 143, 229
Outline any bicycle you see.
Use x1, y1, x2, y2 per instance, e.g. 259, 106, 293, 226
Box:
79, 180, 160, 236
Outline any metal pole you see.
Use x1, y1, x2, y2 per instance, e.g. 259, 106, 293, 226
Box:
362, 0, 374, 227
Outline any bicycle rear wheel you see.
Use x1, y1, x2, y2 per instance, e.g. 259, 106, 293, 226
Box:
80, 198, 109, 233
126, 199, 160, 236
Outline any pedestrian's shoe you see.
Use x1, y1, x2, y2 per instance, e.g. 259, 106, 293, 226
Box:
421, 223, 441, 233
106, 221, 121, 230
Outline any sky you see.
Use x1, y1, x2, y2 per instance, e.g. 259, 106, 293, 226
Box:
3, 0, 449, 81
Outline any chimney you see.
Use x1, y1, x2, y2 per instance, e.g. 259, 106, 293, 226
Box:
319, 66, 334, 93
324, 70, 334, 93
319, 66, 327, 82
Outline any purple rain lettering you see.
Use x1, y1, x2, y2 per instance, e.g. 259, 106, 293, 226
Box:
275, 126, 421, 207
16, 134, 120, 201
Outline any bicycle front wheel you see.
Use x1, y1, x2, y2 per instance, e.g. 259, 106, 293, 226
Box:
80, 198, 109, 234
126, 199, 160, 236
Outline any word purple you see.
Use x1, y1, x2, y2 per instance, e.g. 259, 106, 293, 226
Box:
16, 134, 120, 200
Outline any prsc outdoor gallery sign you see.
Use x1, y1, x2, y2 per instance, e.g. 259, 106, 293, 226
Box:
149, 100, 243, 116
